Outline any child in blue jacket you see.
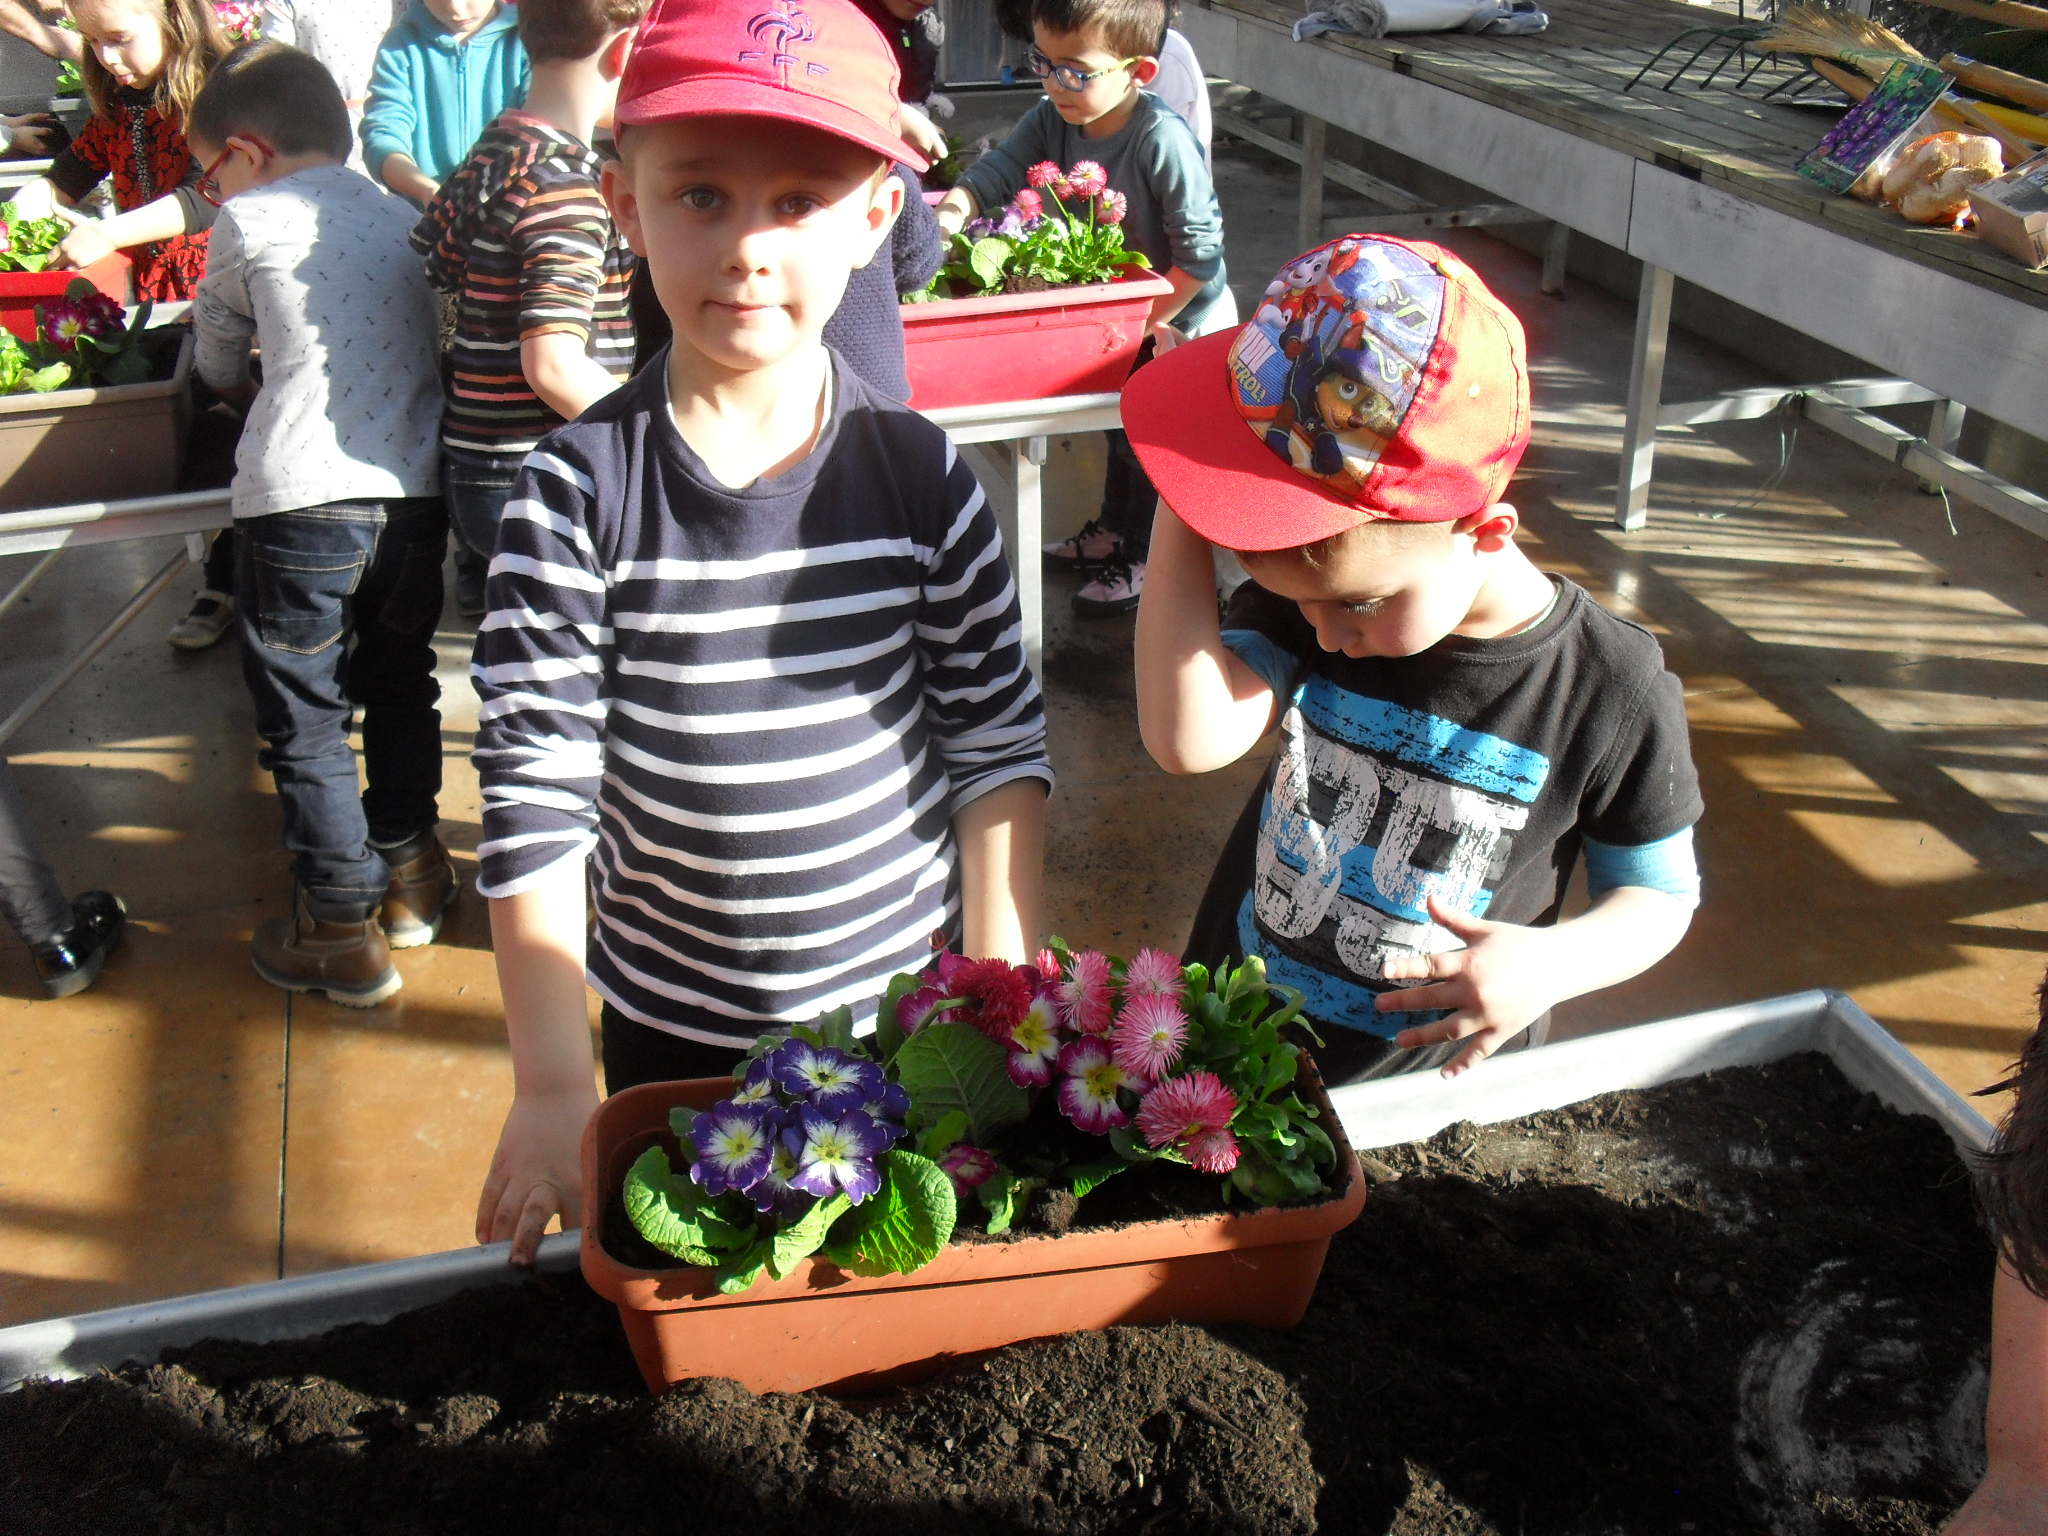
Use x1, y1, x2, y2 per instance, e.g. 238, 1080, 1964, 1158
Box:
361, 0, 529, 204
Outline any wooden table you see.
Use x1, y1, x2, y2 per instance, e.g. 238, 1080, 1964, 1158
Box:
1180, 0, 2048, 535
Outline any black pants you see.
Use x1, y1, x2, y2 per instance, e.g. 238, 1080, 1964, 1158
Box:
1098, 337, 1161, 562
0, 760, 69, 946
600, 1003, 749, 1096
235, 498, 447, 919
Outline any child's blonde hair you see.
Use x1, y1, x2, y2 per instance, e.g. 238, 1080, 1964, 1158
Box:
80, 0, 232, 128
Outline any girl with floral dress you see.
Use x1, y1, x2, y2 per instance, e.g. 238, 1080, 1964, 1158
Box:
34, 0, 238, 647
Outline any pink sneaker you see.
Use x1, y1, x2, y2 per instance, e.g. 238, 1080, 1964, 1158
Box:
1042, 517, 1122, 568
1073, 557, 1145, 618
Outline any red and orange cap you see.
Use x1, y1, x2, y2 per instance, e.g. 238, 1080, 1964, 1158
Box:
1121, 236, 1531, 551
617, 0, 928, 172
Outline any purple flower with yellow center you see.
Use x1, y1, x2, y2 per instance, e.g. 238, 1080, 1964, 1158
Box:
940, 1142, 999, 1197
728, 1055, 778, 1106
687, 1100, 782, 1197
1056, 1035, 1132, 1133
787, 1106, 895, 1203
868, 1078, 912, 1126
751, 1136, 811, 1218
770, 1040, 885, 1116
1003, 984, 1063, 1088
40, 298, 86, 351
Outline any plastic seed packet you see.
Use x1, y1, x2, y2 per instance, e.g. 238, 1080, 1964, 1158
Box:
1797, 60, 1950, 197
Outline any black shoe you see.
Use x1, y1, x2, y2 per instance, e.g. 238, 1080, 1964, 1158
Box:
33, 890, 126, 999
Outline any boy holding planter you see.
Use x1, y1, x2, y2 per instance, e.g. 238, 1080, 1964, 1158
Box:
186, 42, 453, 1006
471, 0, 1053, 1267
1130, 237, 1704, 1084
934, 0, 1227, 618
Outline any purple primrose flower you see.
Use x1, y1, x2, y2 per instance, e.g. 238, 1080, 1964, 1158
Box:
728, 1054, 779, 1106
687, 1100, 783, 1196
769, 1040, 886, 1116
787, 1106, 896, 1203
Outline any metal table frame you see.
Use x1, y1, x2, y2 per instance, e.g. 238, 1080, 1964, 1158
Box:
1180, 3, 2048, 542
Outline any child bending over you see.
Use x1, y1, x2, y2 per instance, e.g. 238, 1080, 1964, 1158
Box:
471, 0, 1053, 1265
1129, 237, 1703, 1083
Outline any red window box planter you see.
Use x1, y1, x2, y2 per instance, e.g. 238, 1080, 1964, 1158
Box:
899, 267, 1174, 411
0, 252, 131, 344
580, 1067, 1366, 1397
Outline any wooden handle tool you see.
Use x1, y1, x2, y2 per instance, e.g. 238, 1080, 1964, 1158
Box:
1940, 54, 2048, 113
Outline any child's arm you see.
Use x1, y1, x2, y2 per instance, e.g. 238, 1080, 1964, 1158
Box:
938, 98, 1061, 234
1946, 1264, 2048, 1535
1144, 110, 1225, 330
520, 332, 620, 422
52, 194, 190, 272
361, 43, 428, 199
513, 174, 624, 420
380, 154, 440, 207
1377, 886, 1694, 1077
1134, 497, 1281, 774
476, 864, 599, 1267
0, 0, 77, 61
192, 210, 257, 406
954, 780, 1047, 963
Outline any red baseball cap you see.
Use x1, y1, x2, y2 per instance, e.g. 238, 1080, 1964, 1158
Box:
616, 0, 929, 172
1122, 236, 1530, 551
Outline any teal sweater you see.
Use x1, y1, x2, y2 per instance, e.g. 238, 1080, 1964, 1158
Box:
360, 0, 529, 192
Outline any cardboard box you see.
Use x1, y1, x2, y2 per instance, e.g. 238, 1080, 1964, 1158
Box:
1970, 149, 2048, 270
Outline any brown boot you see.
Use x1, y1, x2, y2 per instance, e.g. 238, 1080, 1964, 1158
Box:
251, 887, 401, 1007
379, 832, 457, 951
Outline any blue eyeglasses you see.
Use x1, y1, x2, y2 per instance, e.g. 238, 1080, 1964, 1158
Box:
1024, 45, 1142, 92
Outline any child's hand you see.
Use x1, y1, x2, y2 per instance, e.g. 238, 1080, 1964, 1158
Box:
899, 101, 947, 163
1377, 894, 1571, 1078
51, 219, 117, 272
476, 1083, 598, 1267
933, 186, 975, 237
1150, 320, 1190, 356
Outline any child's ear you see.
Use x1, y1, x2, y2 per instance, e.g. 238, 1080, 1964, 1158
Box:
855, 167, 905, 263
600, 26, 635, 82
601, 159, 648, 257
1460, 504, 1520, 550
1131, 56, 1160, 85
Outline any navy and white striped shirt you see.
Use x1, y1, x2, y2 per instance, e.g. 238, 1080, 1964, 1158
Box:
472, 351, 1054, 1047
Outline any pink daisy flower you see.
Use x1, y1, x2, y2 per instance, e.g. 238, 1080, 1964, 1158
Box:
1112, 993, 1187, 1088
1136, 1071, 1237, 1152
1122, 946, 1184, 1000
1068, 160, 1109, 197
1057, 950, 1115, 1036
940, 1142, 999, 1196
1026, 160, 1063, 189
1185, 1128, 1241, 1174
1004, 985, 1063, 1087
1096, 189, 1129, 226
1056, 1035, 1132, 1133
1013, 188, 1044, 219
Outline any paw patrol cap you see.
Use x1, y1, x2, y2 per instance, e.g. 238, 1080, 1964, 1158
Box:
1122, 236, 1530, 550
616, 0, 928, 171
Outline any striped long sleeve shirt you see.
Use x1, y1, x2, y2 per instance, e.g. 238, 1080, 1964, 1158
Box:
410, 113, 635, 469
471, 352, 1055, 1046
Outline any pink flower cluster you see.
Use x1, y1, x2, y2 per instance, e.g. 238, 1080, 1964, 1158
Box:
40, 291, 123, 352
1020, 160, 1128, 225
213, 1, 261, 42
897, 946, 1240, 1170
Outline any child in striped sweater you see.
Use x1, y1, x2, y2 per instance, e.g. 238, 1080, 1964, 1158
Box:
409, 0, 638, 616
470, 0, 1052, 1267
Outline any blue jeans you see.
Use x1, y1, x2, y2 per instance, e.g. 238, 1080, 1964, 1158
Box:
235, 498, 447, 920
444, 458, 518, 578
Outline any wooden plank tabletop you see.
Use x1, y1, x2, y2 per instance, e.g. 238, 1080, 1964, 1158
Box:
1200, 0, 2048, 307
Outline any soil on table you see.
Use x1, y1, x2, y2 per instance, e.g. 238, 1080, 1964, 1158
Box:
0, 1054, 1992, 1535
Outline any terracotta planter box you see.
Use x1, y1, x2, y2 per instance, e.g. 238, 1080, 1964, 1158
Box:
0, 251, 131, 344
580, 1066, 1366, 1397
899, 267, 1175, 410
0, 330, 191, 513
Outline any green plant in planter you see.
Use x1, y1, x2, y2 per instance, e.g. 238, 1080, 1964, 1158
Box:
33, 278, 158, 389
904, 159, 1150, 303
0, 202, 75, 275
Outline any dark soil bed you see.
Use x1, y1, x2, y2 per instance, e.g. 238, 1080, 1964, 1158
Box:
0, 1053, 1991, 1535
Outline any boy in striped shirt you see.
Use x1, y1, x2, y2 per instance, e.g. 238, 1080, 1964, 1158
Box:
472, 0, 1054, 1266
411, 0, 645, 617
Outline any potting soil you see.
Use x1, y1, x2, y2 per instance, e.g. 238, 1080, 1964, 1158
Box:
0, 1053, 1992, 1535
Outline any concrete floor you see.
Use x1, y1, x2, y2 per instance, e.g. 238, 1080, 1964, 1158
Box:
3, 133, 2044, 1325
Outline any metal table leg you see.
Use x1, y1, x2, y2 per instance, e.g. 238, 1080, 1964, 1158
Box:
1297, 115, 1327, 250
961, 437, 1046, 682
1541, 222, 1571, 297
1921, 398, 1965, 494
1614, 263, 1674, 532
0, 547, 63, 624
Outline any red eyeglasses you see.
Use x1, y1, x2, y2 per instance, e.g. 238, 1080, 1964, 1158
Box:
196, 136, 275, 206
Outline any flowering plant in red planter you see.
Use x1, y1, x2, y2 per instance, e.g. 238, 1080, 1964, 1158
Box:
622, 943, 1338, 1288
905, 159, 1152, 302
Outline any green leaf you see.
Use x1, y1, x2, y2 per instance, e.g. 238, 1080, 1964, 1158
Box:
875, 971, 918, 1063
623, 1146, 757, 1266
63, 277, 95, 303
768, 1193, 849, 1280
1067, 1159, 1127, 1199
967, 236, 1014, 291
1108, 1124, 1167, 1164
92, 348, 150, 388
978, 1169, 1035, 1236
24, 362, 69, 393
128, 299, 153, 336
916, 1109, 969, 1162
892, 1020, 1028, 1143
716, 1239, 773, 1294
840, 1150, 956, 1274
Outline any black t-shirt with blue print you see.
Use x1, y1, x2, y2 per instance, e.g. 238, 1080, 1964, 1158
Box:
1184, 575, 1703, 1040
